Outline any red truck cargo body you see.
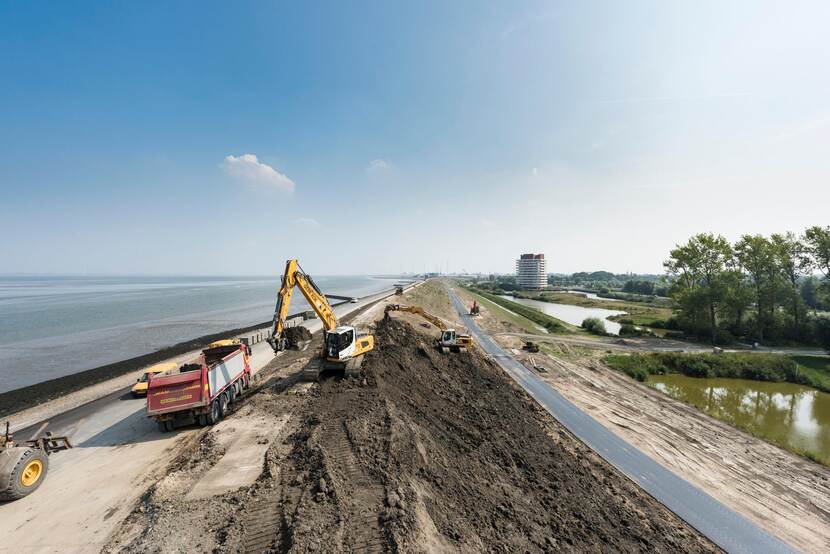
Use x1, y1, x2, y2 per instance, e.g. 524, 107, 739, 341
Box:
146, 371, 203, 414
146, 344, 250, 426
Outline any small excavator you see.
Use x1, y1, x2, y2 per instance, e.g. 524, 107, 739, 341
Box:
267, 259, 374, 377
385, 304, 473, 353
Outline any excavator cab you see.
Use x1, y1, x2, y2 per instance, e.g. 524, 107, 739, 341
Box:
325, 327, 355, 359
324, 326, 374, 366
441, 330, 457, 344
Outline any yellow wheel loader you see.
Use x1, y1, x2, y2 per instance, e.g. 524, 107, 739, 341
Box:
267, 259, 374, 379
0, 422, 72, 501
384, 304, 474, 353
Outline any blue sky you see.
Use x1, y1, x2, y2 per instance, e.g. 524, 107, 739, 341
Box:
2, 1, 829, 275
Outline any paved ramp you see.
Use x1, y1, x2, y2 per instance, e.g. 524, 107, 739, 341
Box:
447, 286, 794, 554
187, 415, 288, 500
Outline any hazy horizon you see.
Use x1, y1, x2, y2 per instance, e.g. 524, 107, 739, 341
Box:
2, 1, 828, 276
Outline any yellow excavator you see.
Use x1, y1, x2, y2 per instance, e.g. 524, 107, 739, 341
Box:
267, 259, 374, 376
384, 304, 474, 353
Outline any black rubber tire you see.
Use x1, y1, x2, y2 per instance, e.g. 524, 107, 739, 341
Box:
243, 374, 250, 389
208, 399, 221, 424
227, 384, 236, 405
0, 448, 49, 501
164, 420, 175, 432
198, 414, 208, 426
219, 392, 230, 417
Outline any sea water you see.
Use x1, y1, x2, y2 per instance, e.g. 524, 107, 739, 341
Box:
0, 275, 399, 393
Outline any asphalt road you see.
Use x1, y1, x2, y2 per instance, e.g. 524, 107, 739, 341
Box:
447, 286, 796, 554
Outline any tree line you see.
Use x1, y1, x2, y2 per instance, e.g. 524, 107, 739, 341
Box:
664, 226, 830, 350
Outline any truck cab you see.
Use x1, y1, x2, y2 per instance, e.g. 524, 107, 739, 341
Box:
132, 362, 178, 397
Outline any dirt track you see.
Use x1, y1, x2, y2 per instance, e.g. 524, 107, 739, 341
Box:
106, 315, 716, 553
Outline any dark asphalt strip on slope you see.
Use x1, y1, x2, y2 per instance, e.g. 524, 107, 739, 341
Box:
447, 286, 795, 554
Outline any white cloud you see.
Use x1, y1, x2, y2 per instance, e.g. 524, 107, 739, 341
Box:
293, 217, 320, 228
222, 154, 295, 192
366, 159, 393, 173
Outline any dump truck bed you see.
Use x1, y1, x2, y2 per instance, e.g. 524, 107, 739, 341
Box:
147, 345, 249, 417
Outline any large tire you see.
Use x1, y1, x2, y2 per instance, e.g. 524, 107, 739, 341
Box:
208, 399, 222, 425
0, 447, 49, 501
219, 392, 230, 418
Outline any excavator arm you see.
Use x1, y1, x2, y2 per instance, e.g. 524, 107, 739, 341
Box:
384, 304, 447, 330
269, 259, 338, 352
384, 304, 473, 352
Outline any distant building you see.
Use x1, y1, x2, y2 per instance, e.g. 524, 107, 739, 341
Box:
516, 253, 546, 290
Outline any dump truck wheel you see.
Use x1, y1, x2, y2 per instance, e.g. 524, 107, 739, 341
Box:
208, 399, 221, 424
227, 385, 236, 405
219, 392, 230, 418
0, 447, 48, 501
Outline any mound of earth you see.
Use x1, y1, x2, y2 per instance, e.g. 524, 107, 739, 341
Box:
285, 325, 313, 348
273, 318, 716, 553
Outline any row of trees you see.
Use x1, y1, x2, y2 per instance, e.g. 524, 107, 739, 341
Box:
621, 279, 670, 296
664, 226, 830, 347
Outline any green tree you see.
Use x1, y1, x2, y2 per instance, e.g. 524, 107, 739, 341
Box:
734, 235, 778, 341
804, 226, 830, 304
721, 269, 753, 333
801, 276, 824, 311
804, 226, 830, 277
665, 233, 733, 345
771, 232, 809, 336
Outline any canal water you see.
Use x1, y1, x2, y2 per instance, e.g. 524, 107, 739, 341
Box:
648, 374, 830, 462
565, 290, 621, 302
501, 295, 627, 334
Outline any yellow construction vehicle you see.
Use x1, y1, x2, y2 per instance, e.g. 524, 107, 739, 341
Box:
0, 421, 72, 501
384, 304, 474, 353
267, 259, 374, 376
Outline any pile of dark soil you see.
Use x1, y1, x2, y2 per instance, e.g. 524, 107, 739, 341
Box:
285, 326, 313, 348
273, 318, 717, 553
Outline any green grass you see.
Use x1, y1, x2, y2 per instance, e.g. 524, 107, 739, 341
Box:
464, 288, 572, 334
790, 355, 830, 392
603, 351, 830, 393
465, 291, 548, 335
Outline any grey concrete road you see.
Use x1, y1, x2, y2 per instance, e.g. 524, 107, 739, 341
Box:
447, 285, 796, 554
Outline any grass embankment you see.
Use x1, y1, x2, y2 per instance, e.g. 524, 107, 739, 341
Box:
464, 288, 571, 334
603, 352, 830, 393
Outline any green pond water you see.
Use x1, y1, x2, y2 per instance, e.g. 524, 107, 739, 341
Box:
647, 374, 830, 462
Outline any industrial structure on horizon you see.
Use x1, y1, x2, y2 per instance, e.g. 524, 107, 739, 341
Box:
516, 253, 546, 290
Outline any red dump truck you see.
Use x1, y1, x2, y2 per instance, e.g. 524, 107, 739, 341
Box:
147, 343, 251, 431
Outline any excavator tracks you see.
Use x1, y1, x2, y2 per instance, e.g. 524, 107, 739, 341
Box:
321, 420, 386, 554
242, 493, 282, 553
